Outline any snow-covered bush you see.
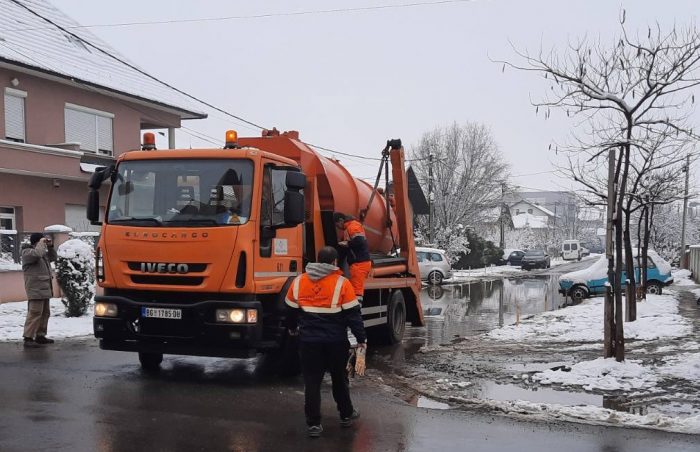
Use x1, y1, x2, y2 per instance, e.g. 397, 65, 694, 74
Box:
56, 239, 95, 317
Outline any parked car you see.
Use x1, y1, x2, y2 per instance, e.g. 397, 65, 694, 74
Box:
580, 247, 590, 257
500, 249, 525, 266
558, 250, 673, 301
561, 239, 582, 261
416, 247, 452, 285
521, 249, 551, 270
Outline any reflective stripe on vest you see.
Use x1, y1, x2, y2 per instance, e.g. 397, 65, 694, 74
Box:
292, 275, 301, 300
330, 275, 345, 308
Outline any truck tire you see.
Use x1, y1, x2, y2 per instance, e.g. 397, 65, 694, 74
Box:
263, 335, 301, 377
377, 290, 406, 345
139, 352, 163, 372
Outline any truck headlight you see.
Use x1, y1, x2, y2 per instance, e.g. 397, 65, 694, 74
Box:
95, 302, 118, 317
216, 308, 258, 324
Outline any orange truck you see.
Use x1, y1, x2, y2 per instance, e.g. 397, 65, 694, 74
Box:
87, 129, 423, 371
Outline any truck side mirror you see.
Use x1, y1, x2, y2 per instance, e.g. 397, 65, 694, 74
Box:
285, 171, 306, 190
87, 190, 101, 225
284, 192, 304, 226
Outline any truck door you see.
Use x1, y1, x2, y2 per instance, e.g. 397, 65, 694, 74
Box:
255, 164, 304, 286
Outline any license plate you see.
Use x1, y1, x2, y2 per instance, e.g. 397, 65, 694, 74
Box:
141, 307, 182, 319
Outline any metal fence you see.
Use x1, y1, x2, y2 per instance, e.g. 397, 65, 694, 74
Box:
689, 245, 700, 283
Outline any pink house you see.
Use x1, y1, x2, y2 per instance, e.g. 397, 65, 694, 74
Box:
0, 0, 207, 237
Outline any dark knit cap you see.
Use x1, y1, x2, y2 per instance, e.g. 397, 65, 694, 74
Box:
30, 233, 44, 245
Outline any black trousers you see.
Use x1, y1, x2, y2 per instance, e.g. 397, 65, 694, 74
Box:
300, 341, 354, 426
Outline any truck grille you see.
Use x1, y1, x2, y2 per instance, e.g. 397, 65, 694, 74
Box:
127, 262, 208, 272
130, 275, 204, 286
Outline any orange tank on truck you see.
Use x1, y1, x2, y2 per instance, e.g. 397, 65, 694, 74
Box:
87, 129, 423, 373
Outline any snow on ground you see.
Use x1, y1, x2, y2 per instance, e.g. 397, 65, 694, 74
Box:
0, 298, 93, 341
532, 357, 658, 391
443, 396, 700, 434
659, 352, 700, 380
487, 293, 691, 342
0, 257, 21, 271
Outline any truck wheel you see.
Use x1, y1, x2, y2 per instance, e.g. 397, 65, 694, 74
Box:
379, 290, 406, 345
139, 352, 163, 372
428, 271, 443, 285
646, 281, 662, 295
263, 336, 301, 377
569, 285, 588, 302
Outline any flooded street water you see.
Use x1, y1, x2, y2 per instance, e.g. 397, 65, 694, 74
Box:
416, 274, 569, 346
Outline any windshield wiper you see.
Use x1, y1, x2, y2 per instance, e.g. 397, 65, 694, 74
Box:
110, 216, 163, 226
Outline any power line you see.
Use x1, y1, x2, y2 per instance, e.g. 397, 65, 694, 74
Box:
9, 0, 267, 131
6, 0, 411, 165
5, 0, 475, 32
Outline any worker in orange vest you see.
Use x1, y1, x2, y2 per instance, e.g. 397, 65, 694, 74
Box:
333, 212, 372, 304
285, 246, 367, 438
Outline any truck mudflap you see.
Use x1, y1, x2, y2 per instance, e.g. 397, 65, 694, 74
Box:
93, 295, 277, 358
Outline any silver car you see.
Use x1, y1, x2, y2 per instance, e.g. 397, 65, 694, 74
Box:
416, 247, 452, 285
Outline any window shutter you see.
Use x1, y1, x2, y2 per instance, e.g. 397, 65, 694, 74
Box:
97, 115, 113, 154
4, 93, 25, 141
65, 107, 97, 152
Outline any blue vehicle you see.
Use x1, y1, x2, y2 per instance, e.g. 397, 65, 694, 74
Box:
558, 250, 674, 301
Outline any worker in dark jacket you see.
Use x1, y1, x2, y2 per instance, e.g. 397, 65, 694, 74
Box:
333, 212, 372, 303
21, 233, 57, 346
285, 246, 367, 438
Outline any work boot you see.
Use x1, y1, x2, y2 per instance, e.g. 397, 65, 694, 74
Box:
340, 409, 360, 427
23, 337, 40, 348
306, 425, 323, 438
35, 336, 55, 344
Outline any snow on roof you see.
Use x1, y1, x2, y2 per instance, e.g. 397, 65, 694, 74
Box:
512, 213, 549, 229
0, 0, 206, 119
510, 199, 556, 217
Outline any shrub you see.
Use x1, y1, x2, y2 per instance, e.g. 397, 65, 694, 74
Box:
56, 239, 95, 317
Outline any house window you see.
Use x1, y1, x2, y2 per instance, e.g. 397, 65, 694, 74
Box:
0, 206, 15, 230
4, 88, 27, 142
65, 103, 114, 155
527, 209, 533, 214
515, 209, 520, 215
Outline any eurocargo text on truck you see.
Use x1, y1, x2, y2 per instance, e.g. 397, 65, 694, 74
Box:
86, 129, 423, 372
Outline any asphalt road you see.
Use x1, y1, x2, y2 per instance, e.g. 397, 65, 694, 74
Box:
0, 339, 697, 452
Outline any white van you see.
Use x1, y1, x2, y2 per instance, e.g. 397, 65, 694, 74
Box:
561, 240, 582, 261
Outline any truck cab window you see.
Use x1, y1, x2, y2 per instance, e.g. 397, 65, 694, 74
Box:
107, 159, 253, 226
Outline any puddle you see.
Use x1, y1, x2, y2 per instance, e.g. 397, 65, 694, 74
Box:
419, 276, 571, 346
477, 381, 601, 406
406, 394, 451, 410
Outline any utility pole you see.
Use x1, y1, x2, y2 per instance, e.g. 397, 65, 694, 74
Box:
428, 153, 434, 244
500, 182, 505, 249
680, 154, 690, 269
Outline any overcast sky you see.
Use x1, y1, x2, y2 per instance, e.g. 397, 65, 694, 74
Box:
51, 0, 699, 191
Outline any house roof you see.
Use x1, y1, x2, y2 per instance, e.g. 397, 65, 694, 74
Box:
510, 199, 556, 217
512, 213, 549, 229
0, 0, 207, 120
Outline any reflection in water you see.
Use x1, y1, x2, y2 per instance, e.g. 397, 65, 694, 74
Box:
419, 275, 568, 346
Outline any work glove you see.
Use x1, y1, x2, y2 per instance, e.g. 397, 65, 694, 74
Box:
354, 344, 367, 376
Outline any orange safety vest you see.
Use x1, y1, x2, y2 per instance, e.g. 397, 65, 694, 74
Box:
343, 219, 366, 241
285, 271, 359, 313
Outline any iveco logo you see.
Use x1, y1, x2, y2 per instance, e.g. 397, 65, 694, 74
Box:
140, 263, 189, 274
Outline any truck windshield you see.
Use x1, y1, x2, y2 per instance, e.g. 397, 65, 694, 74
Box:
107, 159, 254, 227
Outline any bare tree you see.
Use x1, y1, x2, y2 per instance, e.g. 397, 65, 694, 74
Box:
410, 122, 509, 256
501, 14, 700, 361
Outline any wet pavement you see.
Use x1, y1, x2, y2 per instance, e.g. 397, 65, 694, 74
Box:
1, 339, 698, 451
